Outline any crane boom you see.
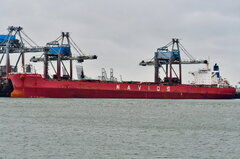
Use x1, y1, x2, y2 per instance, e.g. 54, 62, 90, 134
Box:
0, 47, 45, 54
139, 59, 208, 66
30, 55, 97, 62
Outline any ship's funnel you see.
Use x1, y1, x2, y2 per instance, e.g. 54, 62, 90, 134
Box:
213, 63, 220, 78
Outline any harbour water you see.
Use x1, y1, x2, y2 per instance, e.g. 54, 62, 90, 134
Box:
0, 98, 240, 159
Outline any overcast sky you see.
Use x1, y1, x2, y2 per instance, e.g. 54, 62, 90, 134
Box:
1, 0, 240, 85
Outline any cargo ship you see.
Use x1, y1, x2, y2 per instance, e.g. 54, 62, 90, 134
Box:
8, 73, 235, 98
0, 26, 236, 98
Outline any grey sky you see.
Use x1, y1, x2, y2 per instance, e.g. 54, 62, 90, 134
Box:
1, 0, 240, 85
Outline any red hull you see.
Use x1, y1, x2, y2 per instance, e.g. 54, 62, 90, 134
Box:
8, 74, 236, 99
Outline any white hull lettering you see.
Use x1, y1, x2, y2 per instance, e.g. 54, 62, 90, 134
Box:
167, 86, 170, 92
157, 86, 160, 91
138, 85, 141, 91
116, 85, 120, 90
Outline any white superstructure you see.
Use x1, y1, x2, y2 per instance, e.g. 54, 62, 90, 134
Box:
190, 68, 212, 85
190, 64, 230, 87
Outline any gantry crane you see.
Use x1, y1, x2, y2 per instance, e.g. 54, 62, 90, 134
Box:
30, 32, 97, 80
0, 26, 45, 75
139, 38, 208, 84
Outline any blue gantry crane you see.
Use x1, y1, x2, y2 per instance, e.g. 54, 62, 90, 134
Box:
139, 38, 208, 84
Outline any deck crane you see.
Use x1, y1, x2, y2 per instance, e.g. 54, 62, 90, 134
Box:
139, 38, 208, 84
30, 32, 97, 80
0, 26, 45, 96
